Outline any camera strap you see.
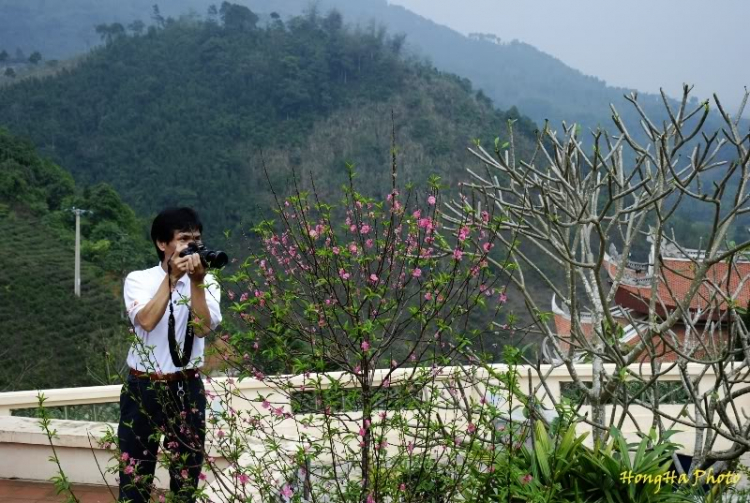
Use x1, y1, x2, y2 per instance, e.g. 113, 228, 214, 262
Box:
167, 262, 195, 368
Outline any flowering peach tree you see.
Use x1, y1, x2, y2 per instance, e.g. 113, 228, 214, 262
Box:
199, 166, 541, 502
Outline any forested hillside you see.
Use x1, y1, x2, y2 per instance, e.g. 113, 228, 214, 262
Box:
0, 128, 151, 390
0, 6, 538, 242
2, 0, 745, 138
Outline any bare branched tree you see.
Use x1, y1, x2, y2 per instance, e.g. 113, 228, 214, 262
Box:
450, 85, 750, 477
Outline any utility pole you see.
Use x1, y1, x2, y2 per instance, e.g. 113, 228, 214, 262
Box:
71, 207, 92, 297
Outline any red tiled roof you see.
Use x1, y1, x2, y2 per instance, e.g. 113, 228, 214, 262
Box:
615, 258, 750, 315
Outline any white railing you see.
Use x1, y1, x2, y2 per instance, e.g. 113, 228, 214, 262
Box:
1, 364, 748, 487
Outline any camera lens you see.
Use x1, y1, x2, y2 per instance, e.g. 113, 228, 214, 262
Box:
205, 250, 228, 269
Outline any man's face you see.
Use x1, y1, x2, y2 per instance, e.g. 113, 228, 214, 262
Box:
158, 229, 202, 262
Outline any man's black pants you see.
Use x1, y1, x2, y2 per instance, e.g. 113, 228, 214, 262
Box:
118, 373, 207, 503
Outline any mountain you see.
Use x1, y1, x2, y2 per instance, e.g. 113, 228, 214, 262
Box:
0, 7, 539, 243
2, 0, 742, 137
0, 128, 152, 391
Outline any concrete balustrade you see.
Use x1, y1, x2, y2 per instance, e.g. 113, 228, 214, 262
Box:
0, 363, 748, 488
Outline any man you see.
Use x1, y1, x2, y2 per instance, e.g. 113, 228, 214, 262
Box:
119, 207, 222, 503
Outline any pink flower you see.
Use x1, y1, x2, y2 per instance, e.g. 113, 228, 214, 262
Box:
199, 473, 207, 481
217, 429, 225, 438
360, 224, 371, 234
424, 292, 432, 301
370, 273, 378, 283
339, 268, 350, 280
309, 229, 318, 239
158, 495, 165, 503
482, 242, 493, 252
239, 292, 249, 302
349, 243, 358, 254
238, 473, 250, 485
400, 483, 406, 491
350, 224, 357, 232
453, 248, 463, 261
332, 246, 340, 255
467, 423, 477, 433
281, 484, 294, 498
366, 493, 375, 503
499, 292, 507, 303
412, 268, 422, 278
521, 474, 533, 484
458, 226, 470, 241
262, 400, 270, 409
124, 465, 134, 475
365, 239, 374, 248
407, 441, 414, 455
412, 209, 421, 219
359, 427, 366, 437
121, 452, 130, 462
361, 341, 370, 351
181, 469, 189, 480
427, 195, 436, 205
481, 210, 490, 223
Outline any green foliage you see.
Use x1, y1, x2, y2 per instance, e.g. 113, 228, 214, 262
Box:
0, 128, 148, 390
576, 428, 685, 502
0, 127, 152, 273
36, 393, 79, 503
28, 50, 42, 64
520, 420, 590, 500
0, 128, 75, 212
0, 7, 537, 246
0, 210, 131, 391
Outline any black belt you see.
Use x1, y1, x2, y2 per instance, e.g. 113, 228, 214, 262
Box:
129, 368, 201, 382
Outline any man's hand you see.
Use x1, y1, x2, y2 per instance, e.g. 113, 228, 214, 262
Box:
186, 252, 207, 283
168, 253, 206, 285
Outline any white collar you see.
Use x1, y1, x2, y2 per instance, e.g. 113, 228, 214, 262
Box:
156, 263, 188, 286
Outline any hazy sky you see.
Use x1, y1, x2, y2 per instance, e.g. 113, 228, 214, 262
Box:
388, 0, 748, 112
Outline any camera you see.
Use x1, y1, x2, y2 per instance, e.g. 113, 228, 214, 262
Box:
179, 241, 228, 269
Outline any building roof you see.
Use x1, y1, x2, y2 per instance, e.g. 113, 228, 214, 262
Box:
605, 252, 750, 315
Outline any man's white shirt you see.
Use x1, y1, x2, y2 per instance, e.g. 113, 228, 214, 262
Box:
123, 264, 222, 373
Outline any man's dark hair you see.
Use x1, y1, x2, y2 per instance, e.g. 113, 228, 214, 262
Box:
151, 207, 203, 262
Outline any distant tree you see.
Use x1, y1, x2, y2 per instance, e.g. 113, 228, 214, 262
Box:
322, 9, 343, 33
388, 33, 406, 55
0, 50, 7, 63
219, 2, 258, 31
28, 51, 42, 65
94, 23, 109, 42
3, 68, 14, 78
110, 23, 126, 39
95, 23, 126, 44
128, 20, 145, 36
151, 4, 165, 28
269, 11, 283, 29
207, 4, 218, 21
